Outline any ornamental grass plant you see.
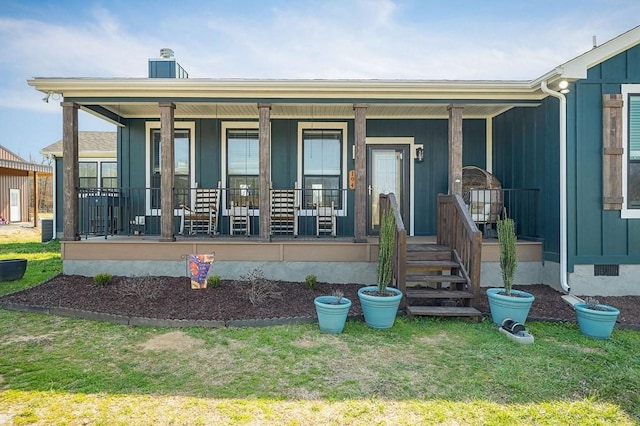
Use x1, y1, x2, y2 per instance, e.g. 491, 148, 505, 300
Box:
497, 208, 517, 296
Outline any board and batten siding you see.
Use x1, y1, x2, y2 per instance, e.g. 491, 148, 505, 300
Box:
492, 97, 559, 263
0, 171, 30, 222
568, 44, 640, 267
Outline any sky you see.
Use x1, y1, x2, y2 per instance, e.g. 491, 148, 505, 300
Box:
1, 0, 639, 162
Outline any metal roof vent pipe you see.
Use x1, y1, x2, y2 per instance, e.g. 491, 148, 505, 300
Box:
149, 48, 188, 79
160, 48, 174, 59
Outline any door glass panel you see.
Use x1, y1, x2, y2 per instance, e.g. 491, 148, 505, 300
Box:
370, 149, 401, 228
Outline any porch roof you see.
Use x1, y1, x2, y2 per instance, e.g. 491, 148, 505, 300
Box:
27, 78, 550, 124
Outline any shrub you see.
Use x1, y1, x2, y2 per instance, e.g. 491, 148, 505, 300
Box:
377, 208, 395, 293
93, 273, 112, 286
240, 269, 282, 306
207, 275, 221, 288
305, 274, 317, 289
116, 275, 160, 301
497, 208, 517, 296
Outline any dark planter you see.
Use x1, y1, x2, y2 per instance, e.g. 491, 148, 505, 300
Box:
0, 259, 28, 281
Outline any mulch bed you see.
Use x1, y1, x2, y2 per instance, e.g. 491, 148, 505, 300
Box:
1, 276, 639, 327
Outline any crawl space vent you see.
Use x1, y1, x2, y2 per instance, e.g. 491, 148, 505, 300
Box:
594, 264, 619, 276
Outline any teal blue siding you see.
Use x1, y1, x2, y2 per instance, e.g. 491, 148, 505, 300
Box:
492, 97, 559, 260
568, 44, 640, 266
366, 119, 486, 235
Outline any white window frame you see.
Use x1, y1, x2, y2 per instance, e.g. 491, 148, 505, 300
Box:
77, 158, 117, 189
145, 121, 196, 216
621, 85, 640, 218
297, 122, 348, 216
221, 121, 261, 216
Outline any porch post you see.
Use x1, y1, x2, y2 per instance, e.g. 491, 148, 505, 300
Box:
354, 104, 368, 243
61, 102, 79, 241
159, 102, 175, 242
448, 104, 464, 195
258, 103, 271, 241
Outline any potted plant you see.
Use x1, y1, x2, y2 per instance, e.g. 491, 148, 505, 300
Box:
574, 297, 620, 339
314, 289, 352, 334
358, 208, 403, 329
486, 209, 535, 325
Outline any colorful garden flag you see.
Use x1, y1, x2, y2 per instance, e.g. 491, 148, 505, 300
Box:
189, 254, 215, 289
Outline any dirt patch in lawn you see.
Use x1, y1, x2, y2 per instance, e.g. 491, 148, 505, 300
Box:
1, 276, 639, 328
139, 331, 205, 352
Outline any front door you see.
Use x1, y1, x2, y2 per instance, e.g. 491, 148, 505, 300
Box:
10, 189, 20, 222
367, 145, 409, 234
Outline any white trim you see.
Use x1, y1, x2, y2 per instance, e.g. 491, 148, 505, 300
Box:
621, 84, 640, 218
365, 137, 416, 236
144, 121, 196, 216
485, 118, 493, 173
297, 122, 349, 217
221, 121, 260, 216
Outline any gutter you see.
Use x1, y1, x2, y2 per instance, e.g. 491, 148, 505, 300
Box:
540, 81, 570, 293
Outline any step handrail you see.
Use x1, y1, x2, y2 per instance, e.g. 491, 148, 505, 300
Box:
379, 193, 406, 306
437, 193, 482, 306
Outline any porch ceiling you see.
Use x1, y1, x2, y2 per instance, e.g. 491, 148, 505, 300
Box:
97, 101, 536, 121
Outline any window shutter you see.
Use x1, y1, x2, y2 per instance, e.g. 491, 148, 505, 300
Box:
602, 94, 624, 210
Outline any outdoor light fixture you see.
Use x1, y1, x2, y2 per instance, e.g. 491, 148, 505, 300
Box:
559, 80, 570, 94
415, 146, 424, 163
41, 92, 62, 103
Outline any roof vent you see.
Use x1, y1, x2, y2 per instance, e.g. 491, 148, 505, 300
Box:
160, 48, 174, 59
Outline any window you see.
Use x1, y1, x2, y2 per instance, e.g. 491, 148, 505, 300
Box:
145, 122, 195, 214
302, 129, 342, 208
621, 86, 640, 217
101, 162, 117, 188
79, 162, 97, 188
628, 95, 640, 208
226, 128, 259, 208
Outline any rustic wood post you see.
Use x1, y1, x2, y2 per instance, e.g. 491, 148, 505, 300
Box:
602, 94, 624, 210
259, 103, 271, 241
32, 171, 38, 228
159, 102, 175, 241
448, 104, 464, 195
354, 104, 368, 243
61, 102, 79, 241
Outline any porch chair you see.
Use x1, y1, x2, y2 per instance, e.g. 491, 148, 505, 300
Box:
270, 182, 299, 236
468, 189, 500, 234
180, 182, 221, 235
316, 201, 336, 237
229, 201, 250, 236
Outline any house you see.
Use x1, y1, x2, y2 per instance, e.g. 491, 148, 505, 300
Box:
0, 145, 52, 226
41, 131, 117, 239
28, 27, 640, 302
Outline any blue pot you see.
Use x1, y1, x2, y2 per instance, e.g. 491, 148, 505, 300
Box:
574, 303, 619, 340
486, 288, 535, 325
314, 296, 352, 334
0, 259, 27, 282
357, 286, 403, 329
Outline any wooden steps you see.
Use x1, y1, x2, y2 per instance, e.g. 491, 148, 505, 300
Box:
402, 243, 481, 320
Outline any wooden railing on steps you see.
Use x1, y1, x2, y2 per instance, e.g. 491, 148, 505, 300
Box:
379, 193, 407, 307
437, 194, 483, 306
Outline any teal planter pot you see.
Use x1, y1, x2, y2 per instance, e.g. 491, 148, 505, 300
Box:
358, 286, 403, 329
314, 296, 352, 334
574, 303, 619, 340
486, 288, 535, 325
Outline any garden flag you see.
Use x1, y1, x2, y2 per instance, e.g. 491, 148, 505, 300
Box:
189, 254, 215, 289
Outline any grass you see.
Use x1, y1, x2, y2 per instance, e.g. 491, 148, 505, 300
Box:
0, 233, 61, 296
0, 232, 639, 424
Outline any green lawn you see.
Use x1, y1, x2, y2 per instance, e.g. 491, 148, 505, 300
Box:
0, 235, 61, 296
0, 234, 638, 425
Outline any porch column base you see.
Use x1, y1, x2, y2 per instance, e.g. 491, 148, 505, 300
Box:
353, 237, 368, 243
159, 237, 176, 242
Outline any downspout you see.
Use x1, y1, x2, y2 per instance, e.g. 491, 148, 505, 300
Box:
540, 81, 570, 293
